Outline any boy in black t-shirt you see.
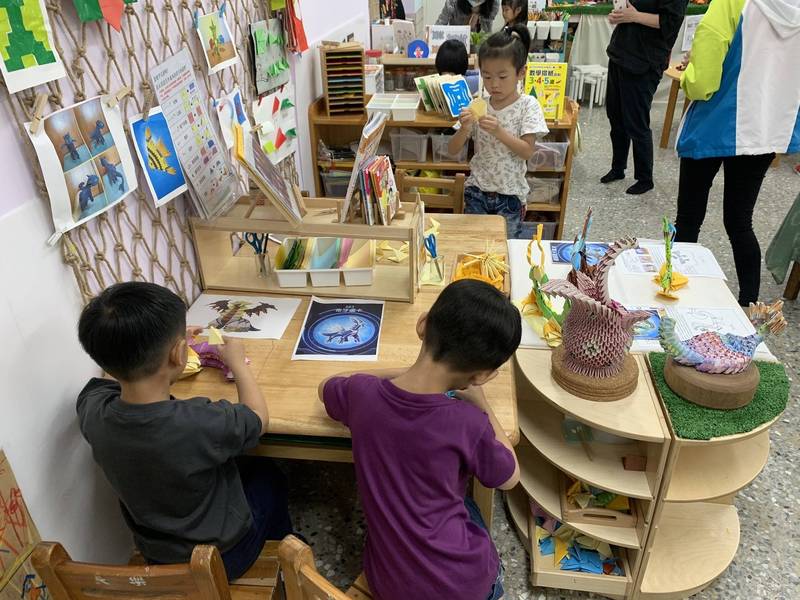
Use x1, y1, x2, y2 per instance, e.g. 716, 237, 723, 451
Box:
76, 282, 291, 579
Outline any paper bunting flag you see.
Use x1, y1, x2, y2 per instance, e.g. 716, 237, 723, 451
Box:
280, 98, 294, 110
285, 128, 297, 138
98, 0, 125, 31
272, 96, 280, 114
252, 84, 297, 164
274, 128, 287, 149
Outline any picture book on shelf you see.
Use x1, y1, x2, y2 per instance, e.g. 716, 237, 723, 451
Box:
525, 62, 567, 120
341, 111, 388, 223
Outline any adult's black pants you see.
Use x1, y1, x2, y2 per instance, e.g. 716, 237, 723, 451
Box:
675, 153, 775, 306
605, 61, 661, 184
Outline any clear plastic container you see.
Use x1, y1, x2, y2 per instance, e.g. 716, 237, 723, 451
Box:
528, 141, 569, 170
321, 171, 351, 197
430, 133, 468, 163
526, 175, 563, 204
391, 93, 420, 121
390, 129, 428, 162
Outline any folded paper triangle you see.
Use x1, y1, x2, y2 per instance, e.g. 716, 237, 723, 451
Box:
274, 128, 287, 149
99, 0, 125, 31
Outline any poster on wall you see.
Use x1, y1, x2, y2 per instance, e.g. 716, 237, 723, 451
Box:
292, 297, 384, 361
197, 10, 240, 75
251, 19, 290, 95
26, 96, 137, 238
0, 450, 41, 588
151, 49, 238, 219
186, 293, 300, 340
129, 107, 188, 207
252, 83, 297, 165
0, 0, 66, 94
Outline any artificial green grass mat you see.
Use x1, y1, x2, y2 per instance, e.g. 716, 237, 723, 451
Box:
545, 4, 709, 16
648, 352, 789, 440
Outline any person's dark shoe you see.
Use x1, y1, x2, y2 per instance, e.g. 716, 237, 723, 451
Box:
600, 170, 625, 184
626, 180, 654, 195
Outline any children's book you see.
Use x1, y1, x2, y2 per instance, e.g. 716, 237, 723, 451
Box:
524, 62, 568, 121
342, 111, 388, 222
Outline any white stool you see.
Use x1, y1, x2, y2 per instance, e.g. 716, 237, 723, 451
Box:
594, 67, 609, 107
583, 73, 599, 109
571, 64, 605, 102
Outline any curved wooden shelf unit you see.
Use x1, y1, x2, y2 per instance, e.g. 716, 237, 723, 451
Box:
506, 485, 531, 548
518, 394, 655, 500
518, 445, 642, 549
666, 429, 770, 503
515, 350, 667, 443
639, 502, 740, 599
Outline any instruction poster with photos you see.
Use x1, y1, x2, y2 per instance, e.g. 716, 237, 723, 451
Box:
26, 95, 137, 236
252, 83, 297, 165
186, 293, 300, 339
293, 297, 384, 361
251, 19, 290, 95
151, 49, 238, 219
197, 9, 240, 74
0, 0, 66, 94
129, 107, 188, 207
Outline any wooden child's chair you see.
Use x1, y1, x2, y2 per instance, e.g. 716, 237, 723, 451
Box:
395, 169, 465, 213
278, 535, 373, 600
32, 541, 281, 600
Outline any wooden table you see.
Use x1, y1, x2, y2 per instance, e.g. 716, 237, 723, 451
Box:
659, 64, 689, 149
172, 214, 517, 525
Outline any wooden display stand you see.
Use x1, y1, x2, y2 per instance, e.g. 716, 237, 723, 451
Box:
309, 97, 579, 239
663, 357, 760, 409
507, 347, 780, 599
190, 196, 423, 303
320, 43, 366, 117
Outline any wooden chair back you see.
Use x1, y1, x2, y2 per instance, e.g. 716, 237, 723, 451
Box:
279, 535, 368, 600
32, 542, 232, 600
395, 169, 465, 213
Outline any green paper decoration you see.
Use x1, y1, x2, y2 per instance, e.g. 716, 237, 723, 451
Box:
285, 128, 297, 138
280, 97, 294, 110
72, 0, 136, 24
0, 0, 58, 72
263, 140, 277, 154
254, 29, 267, 54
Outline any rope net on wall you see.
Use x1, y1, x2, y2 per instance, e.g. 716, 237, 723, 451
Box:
2, 0, 298, 306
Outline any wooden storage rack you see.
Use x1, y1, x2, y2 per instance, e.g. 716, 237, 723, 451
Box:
191, 197, 422, 303
320, 44, 366, 117
309, 97, 579, 239
507, 348, 780, 599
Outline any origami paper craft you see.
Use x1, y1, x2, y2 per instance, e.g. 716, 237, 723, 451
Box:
252, 84, 297, 165
655, 216, 689, 299
251, 18, 290, 95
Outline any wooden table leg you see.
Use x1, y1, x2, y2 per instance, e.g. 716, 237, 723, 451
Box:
784, 262, 800, 301
660, 79, 680, 149
472, 480, 495, 528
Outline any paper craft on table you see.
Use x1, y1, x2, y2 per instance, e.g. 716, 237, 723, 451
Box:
0, 450, 41, 587
26, 95, 137, 240
214, 87, 250, 150
129, 107, 188, 207
0, 551, 47, 600
293, 297, 384, 361
187, 293, 301, 340
151, 49, 238, 219
550, 242, 611, 266
197, 10, 240, 74
251, 19, 290, 95
252, 83, 297, 165
0, 0, 66, 94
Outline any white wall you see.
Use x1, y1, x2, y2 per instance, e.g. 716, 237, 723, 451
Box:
0, 94, 132, 562
291, 0, 372, 194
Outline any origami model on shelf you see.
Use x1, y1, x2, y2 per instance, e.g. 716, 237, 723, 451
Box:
542, 227, 652, 401
519, 223, 568, 347
654, 216, 688, 299
561, 477, 636, 528
659, 300, 786, 409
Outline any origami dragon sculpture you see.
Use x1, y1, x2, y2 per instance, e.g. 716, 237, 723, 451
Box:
542, 238, 652, 378
659, 300, 786, 374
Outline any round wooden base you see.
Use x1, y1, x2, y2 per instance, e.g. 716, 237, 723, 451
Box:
663, 358, 760, 409
550, 346, 639, 402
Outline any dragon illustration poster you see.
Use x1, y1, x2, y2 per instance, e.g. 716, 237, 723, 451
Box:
186, 293, 300, 340
130, 107, 188, 207
26, 95, 137, 239
293, 297, 384, 361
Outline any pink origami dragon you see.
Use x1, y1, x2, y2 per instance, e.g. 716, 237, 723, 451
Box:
542, 238, 652, 378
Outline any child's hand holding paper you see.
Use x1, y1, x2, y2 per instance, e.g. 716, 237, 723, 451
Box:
469, 96, 487, 119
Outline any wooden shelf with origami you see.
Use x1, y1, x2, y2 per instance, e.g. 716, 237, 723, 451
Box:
190, 196, 423, 303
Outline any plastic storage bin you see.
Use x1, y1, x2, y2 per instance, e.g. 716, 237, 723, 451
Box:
321, 171, 351, 197
430, 133, 468, 163
527, 176, 563, 204
308, 237, 342, 287
392, 93, 420, 121
367, 93, 394, 117
342, 239, 375, 286
390, 129, 428, 162
528, 141, 569, 170
274, 238, 309, 288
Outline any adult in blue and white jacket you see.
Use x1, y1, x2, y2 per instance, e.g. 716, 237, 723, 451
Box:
675, 0, 800, 306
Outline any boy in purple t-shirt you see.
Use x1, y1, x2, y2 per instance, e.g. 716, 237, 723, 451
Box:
319, 280, 521, 600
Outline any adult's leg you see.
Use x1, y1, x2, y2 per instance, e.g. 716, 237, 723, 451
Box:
604, 62, 629, 180
221, 456, 292, 580
620, 68, 661, 189
675, 156, 722, 243
721, 154, 775, 305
